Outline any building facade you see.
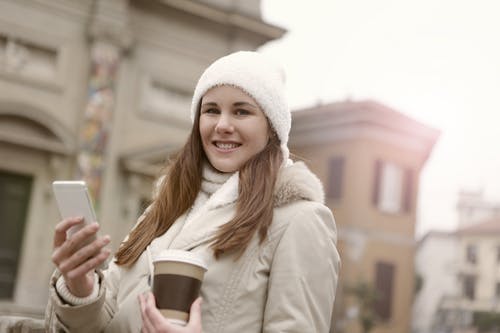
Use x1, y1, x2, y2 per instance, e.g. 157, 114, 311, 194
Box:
0, 2, 445, 331
457, 190, 500, 228
436, 219, 500, 333
289, 100, 439, 333
414, 217, 500, 333
412, 231, 460, 333
0, 0, 283, 319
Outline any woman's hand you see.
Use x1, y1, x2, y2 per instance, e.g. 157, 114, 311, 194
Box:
139, 292, 202, 333
51, 217, 111, 297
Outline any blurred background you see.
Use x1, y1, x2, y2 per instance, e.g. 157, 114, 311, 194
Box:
0, 0, 499, 332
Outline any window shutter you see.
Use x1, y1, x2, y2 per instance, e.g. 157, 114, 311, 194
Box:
466, 244, 477, 264
327, 157, 345, 200
403, 168, 413, 213
372, 160, 382, 206
463, 275, 476, 300
374, 261, 395, 320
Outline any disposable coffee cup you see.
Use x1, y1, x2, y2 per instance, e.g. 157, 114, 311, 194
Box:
152, 250, 207, 326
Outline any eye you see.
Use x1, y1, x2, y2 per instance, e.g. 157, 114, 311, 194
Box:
235, 109, 251, 116
202, 108, 219, 114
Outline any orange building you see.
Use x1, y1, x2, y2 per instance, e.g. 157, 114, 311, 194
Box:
289, 100, 439, 333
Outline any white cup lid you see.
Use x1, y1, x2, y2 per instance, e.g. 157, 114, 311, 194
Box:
153, 249, 207, 270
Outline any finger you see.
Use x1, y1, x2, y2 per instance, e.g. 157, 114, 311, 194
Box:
138, 294, 149, 333
145, 292, 172, 331
186, 297, 203, 330
140, 293, 158, 333
138, 293, 145, 314
66, 248, 110, 280
58, 235, 111, 274
53, 223, 100, 265
53, 217, 83, 248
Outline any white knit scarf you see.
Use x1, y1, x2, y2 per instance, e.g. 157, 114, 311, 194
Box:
183, 163, 235, 229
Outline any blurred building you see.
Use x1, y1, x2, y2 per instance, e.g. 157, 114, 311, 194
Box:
290, 100, 440, 333
457, 189, 500, 228
413, 231, 461, 333
0, 0, 444, 331
0, 0, 283, 319
414, 217, 500, 333
439, 219, 500, 333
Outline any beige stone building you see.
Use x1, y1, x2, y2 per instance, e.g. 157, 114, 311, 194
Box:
289, 100, 439, 333
0, 0, 283, 320
0, 1, 441, 331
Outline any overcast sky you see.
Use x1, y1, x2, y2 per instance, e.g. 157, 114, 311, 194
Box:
259, 0, 500, 237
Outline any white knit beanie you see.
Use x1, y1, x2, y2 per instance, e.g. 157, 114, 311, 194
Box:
190, 51, 291, 162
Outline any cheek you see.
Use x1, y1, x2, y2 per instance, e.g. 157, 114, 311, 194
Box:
257, 136, 269, 151
252, 125, 271, 151
199, 120, 210, 141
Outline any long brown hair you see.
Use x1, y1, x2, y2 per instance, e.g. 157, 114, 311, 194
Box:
114, 113, 283, 266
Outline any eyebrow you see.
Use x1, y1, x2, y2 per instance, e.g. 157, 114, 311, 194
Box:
234, 101, 258, 109
201, 101, 258, 109
201, 102, 218, 108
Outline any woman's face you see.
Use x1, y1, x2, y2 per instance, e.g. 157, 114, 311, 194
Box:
199, 85, 270, 173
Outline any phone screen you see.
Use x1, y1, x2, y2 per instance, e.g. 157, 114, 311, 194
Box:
52, 181, 98, 239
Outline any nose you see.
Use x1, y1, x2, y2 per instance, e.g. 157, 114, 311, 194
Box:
215, 113, 234, 133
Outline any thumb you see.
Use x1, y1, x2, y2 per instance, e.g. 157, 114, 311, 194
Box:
186, 297, 203, 330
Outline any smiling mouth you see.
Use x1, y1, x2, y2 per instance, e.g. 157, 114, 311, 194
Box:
213, 142, 241, 150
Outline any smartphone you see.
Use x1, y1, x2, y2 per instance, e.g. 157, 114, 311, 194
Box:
52, 181, 98, 241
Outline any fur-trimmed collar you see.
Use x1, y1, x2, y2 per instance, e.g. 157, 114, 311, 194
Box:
196, 161, 325, 211
274, 161, 325, 207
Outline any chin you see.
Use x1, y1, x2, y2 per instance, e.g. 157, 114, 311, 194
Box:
210, 161, 240, 173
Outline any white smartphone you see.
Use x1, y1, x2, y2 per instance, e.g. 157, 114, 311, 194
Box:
52, 181, 98, 241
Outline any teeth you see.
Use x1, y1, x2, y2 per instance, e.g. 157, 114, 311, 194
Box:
216, 142, 239, 149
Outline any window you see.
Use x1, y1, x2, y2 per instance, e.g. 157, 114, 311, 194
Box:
326, 157, 345, 200
374, 261, 395, 320
372, 160, 413, 214
463, 274, 476, 300
466, 244, 477, 264
0, 171, 33, 299
496, 282, 500, 299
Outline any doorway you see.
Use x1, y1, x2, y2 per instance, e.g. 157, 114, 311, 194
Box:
0, 170, 32, 299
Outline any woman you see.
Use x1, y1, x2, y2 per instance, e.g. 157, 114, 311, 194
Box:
46, 51, 340, 332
